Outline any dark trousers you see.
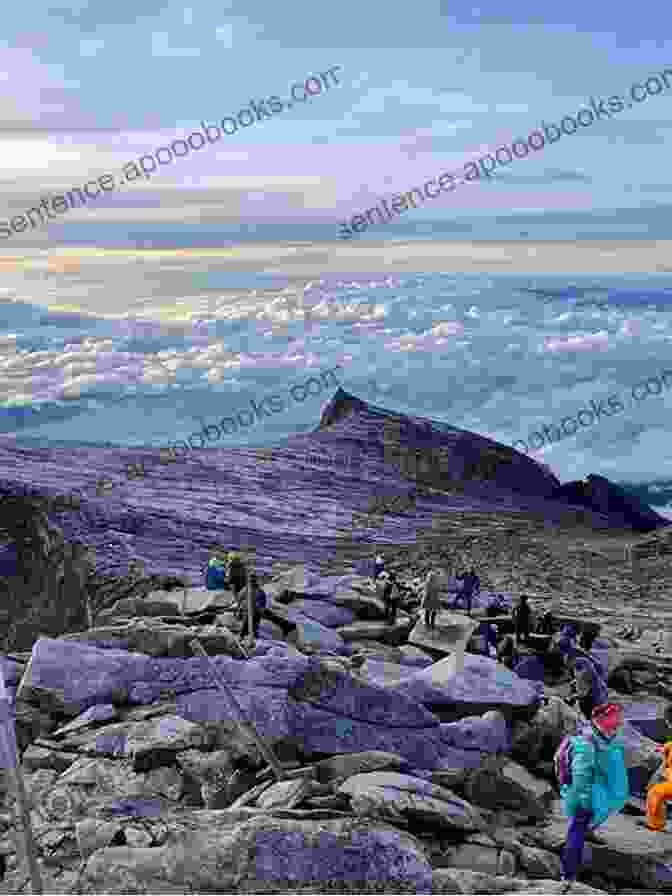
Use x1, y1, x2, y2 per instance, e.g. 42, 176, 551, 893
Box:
425, 608, 437, 629
561, 808, 592, 881
240, 610, 262, 638
386, 601, 398, 622
515, 620, 530, 644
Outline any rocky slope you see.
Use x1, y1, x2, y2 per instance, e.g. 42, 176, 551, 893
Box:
0, 390, 671, 893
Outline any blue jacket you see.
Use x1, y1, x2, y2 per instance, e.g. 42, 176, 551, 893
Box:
561, 723, 629, 826
205, 557, 227, 590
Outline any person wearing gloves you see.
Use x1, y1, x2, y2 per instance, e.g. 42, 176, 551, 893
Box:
560, 702, 629, 890
644, 741, 672, 832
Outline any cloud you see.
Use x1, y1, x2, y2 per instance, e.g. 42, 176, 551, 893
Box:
543, 332, 610, 354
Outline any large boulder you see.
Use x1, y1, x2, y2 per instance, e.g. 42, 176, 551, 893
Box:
464, 758, 554, 823
289, 598, 355, 628
393, 654, 542, 722
17, 638, 312, 713
79, 812, 435, 893
337, 618, 414, 646
339, 771, 487, 833
314, 751, 412, 786
624, 701, 672, 743
287, 618, 350, 656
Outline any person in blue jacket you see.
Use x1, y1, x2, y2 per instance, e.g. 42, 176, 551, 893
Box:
560, 702, 629, 890
205, 549, 228, 590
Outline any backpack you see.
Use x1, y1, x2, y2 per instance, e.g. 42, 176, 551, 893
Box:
554, 731, 593, 789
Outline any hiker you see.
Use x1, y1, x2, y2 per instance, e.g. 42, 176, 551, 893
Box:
512, 594, 532, 646
476, 608, 499, 658
452, 567, 479, 615
205, 549, 228, 590
239, 573, 267, 639
226, 551, 248, 596
497, 634, 519, 670
579, 623, 601, 652
537, 610, 556, 636
383, 572, 402, 622
422, 569, 442, 630
373, 555, 386, 580
644, 741, 672, 832
558, 703, 629, 889
568, 652, 609, 721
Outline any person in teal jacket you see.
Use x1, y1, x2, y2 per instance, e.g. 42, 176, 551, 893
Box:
205, 550, 228, 590
560, 702, 629, 890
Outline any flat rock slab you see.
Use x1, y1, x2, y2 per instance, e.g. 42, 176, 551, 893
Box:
289, 598, 355, 628
19, 638, 313, 712
144, 587, 237, 614
393, 654, 542, 721
287, 657, 438, 729
337, 618, 414, 646
339, 771, 486, 832
291, 702, 492, 770
79, 812, 435, 893
408, 612, 478, 658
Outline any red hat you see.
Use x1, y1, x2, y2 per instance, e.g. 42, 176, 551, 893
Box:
591, 703, 624, 737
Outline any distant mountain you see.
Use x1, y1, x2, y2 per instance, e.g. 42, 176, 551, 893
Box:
0, 389, 666, 600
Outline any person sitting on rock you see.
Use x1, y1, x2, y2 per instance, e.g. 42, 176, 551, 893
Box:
512, 594, 532, 646
422, 569, 442, 630
226, 551, 247, 596
644, 741, 672, 832
373, 554, 386, 580
560, 703, 628, 890
239, 573, 267, 640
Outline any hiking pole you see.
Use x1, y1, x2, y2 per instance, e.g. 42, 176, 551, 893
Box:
188, 639, 286, 782
0, 675, 43, 894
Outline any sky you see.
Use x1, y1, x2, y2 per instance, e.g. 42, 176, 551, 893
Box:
1, 0, 671, 242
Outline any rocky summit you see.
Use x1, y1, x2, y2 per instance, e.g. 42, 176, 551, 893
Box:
0, 389, 671, 894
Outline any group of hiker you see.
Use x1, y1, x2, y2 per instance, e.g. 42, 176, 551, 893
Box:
205, 547, 672, 889
205, 548, 267, 639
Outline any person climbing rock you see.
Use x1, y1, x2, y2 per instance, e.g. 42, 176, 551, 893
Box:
644, 741, 672, 832
512, 594, 532, 646
559, 703, 628, 891
422, 568, 442, 630
239, 572, 267, 640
